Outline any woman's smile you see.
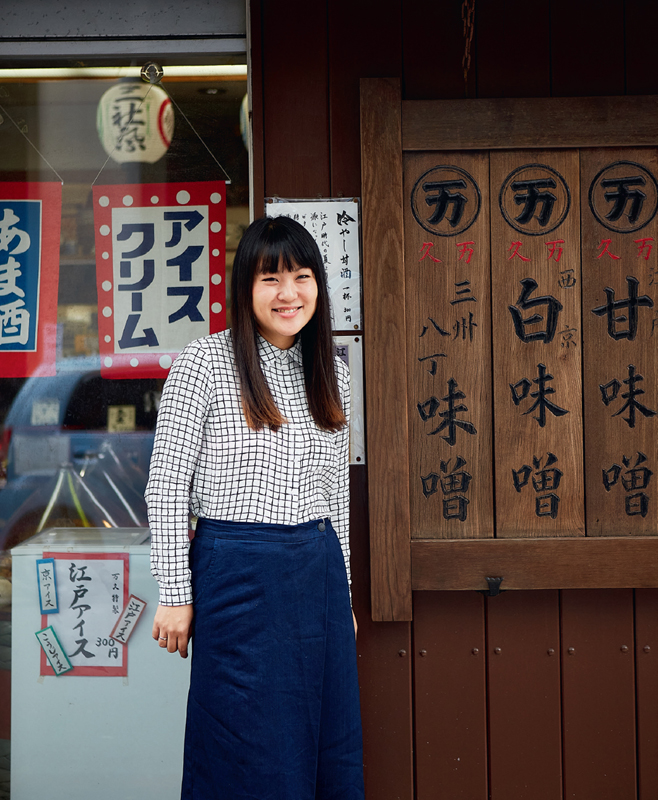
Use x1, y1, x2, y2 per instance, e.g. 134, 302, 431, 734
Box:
252, 263, 318, 349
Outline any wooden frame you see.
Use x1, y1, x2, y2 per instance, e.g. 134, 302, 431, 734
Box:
360, 78, 412, 621
361, 79, 658, 621
402, 95, 658, 151
412, 538, 658, 591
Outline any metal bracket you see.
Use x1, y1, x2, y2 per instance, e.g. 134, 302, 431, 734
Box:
141, 61, 164, 84
479, 576, 504, 597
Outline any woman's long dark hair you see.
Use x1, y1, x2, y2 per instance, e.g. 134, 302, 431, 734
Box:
231, 215, 346, 432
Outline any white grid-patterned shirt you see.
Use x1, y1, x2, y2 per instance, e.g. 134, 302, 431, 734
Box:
146, 329, 351, 606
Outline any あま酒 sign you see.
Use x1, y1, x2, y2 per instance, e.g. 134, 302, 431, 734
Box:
0, 182, 61, 377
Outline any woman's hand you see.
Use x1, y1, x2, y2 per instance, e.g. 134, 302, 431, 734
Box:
152, 604, 194, 658
352, 609, 358, 640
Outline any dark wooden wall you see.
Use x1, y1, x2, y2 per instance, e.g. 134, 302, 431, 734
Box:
250, 2, 658, 797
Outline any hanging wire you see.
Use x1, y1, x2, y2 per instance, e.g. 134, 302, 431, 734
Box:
160, 82, 232, 184
462, 0, 476, 98
0, 101, 64, 184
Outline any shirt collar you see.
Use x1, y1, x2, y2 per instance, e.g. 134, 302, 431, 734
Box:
257, 334, 303, 367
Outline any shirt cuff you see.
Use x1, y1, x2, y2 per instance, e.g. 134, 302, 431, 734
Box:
158, 583, 193, 606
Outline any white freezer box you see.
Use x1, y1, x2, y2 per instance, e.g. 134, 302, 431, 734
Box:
11, 528, 190, 800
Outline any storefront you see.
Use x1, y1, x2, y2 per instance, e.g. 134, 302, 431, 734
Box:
3, 1, 658, 799
0, 3, 247, 797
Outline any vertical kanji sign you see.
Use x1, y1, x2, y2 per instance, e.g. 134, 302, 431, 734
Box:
581, 150, 658, 535
93, 182, 226, 378
490, 151, 585, 538
404, 152, 494, 539
0, 182, 61, 377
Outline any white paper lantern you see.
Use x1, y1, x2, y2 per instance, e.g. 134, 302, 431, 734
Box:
240, 93, 249, 150
97, 82, 174, 164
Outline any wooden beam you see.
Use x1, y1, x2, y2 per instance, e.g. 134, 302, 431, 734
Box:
412, 537, 658, 591
402, 96, 658, 151
247, 0, 265, 217
361, 77, 412, 621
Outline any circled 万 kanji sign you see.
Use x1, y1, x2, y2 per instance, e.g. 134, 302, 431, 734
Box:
499, 163, 571, 236
588, 160, 658, 234
411, 165, 481, 237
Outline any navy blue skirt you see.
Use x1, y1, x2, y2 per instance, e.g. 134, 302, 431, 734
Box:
182, 518, 365, 800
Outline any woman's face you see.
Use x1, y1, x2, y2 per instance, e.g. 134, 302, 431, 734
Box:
252, 261, 318, 349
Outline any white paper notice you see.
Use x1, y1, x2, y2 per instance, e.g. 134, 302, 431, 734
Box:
333, 336, 365, 464
40, 553, 128, 676
266, 199, 361, 331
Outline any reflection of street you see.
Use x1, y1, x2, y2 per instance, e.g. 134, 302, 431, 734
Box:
0, 573, 9, 612
0, 712, 8, 800
0, 442, 151, 555
0, 366, 159, 564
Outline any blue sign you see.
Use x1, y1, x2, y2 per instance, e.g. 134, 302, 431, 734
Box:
0, 199, 42, 351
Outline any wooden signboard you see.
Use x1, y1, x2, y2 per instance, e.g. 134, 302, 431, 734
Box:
404, 152, 493, 539
361, 83, 658, 619
490, 150, 585, 538
582, 149, 658, 536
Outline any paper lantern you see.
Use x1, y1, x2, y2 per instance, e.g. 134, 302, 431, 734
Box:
240, 92, 249, 150
97, 82, 174, 164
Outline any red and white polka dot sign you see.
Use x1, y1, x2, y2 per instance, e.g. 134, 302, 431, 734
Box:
93, 182, 225, 378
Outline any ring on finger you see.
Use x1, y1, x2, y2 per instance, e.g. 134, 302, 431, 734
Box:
158, 636, 168, 641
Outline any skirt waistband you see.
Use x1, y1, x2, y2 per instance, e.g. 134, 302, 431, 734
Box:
195, 517, 330, 543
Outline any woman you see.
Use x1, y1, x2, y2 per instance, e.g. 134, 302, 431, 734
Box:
146, 215, 364, 800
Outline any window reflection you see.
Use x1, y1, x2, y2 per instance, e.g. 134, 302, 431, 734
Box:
0, 68, 248, 590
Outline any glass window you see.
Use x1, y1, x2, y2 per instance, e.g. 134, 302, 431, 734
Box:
0, 60, 248, 799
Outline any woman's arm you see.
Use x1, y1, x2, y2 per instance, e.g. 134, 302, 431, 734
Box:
146, 340, 214, 607
328, 357, 352, 592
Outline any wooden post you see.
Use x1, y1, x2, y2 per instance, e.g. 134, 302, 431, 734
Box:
360, 78, 412, 621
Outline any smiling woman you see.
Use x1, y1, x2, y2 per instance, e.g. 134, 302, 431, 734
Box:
231, 215, 346, 432
146, 215, 364, 800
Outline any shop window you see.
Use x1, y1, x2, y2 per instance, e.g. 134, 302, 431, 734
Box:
0, 60, 249, 799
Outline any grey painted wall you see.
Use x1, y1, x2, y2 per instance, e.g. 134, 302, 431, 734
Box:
2, 0, 245, 39
0, 0, 246, 59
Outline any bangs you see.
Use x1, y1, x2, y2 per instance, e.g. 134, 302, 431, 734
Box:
255, 224, 318, 275
256, 248, 296, 274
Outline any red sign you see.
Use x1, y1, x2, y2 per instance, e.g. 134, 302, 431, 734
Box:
0, 182, 62, 377
92, 182, 226, 378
